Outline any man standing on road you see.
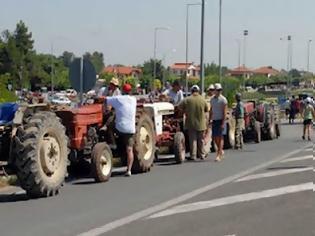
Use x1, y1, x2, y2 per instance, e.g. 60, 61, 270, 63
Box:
161, 80, 184, 105
301, 97, 315, 141
234, 93, 245, 150
106, 84, 137, 176
210, 83, 228, 162
179, 85, 208, 160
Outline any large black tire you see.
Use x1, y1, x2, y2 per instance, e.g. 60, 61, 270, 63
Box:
174, 132, 186, 164
132, 113, 155, 173
91, 143, 113, 182
14, 111, 68, 198
254, 121, 261, 143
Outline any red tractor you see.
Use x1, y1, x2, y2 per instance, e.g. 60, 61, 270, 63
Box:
243, 101, 262, 143
55, 99, 156, 183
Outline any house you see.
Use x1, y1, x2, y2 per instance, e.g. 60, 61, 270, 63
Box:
103, 66, 142, 79
170, 63, 200, 78
253, 66, 280, 78
228, 66, 253, 79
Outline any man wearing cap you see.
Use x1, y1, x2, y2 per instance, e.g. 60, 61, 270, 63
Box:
106, 84, 136, 176
210, 83, 228, 161
105, 77, 121, 97
161, 80, 184, 105
234, 93, 245, 150
179, 85, 209, 160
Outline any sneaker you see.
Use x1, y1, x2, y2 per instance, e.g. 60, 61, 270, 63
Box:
125, 170, 132, 177
302, 136, 305, 140
308, 137, 311, 141
215, 156, 221, 162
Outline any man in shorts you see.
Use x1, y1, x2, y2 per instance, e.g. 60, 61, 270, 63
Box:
234, 93, 245, 150
210, 83, 228, 162
106, 84, 136, 176
302, 97, 315, 141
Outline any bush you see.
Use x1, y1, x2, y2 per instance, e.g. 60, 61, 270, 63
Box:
0, 73, 17, 103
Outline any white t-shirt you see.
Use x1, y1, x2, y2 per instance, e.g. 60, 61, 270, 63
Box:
163, 89, 184, 105
107, 95, 137, 134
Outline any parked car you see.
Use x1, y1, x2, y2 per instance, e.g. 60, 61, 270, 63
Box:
51, 95, 71, 106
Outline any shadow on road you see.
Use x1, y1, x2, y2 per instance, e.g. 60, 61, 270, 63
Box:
0, 192, 29, 203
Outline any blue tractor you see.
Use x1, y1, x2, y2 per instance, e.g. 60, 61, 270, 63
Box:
0, 102, 68, 198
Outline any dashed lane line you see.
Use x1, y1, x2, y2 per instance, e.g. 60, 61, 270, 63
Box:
235, 167, 313, 182
280, 155, 313, 163
148, 182, 313, 219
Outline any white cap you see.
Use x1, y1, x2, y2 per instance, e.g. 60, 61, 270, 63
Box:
207, 84, 215, 90
305, 97, 312, 103
191, 85, 200, 91
214, 83, 222, 90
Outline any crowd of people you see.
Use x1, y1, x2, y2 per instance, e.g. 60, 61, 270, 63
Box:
102, 77, 314, 177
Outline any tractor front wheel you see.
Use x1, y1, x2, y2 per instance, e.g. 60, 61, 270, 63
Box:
91, 143, 113, 182
14, 112, 68, 198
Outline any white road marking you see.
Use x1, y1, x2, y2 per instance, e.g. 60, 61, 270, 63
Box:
148, 183, 313, 219
280, 155, 313, 163
77, 145, 311, 236
235, 167, 313, 182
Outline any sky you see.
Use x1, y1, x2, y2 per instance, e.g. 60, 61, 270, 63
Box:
0, 0, 314, 72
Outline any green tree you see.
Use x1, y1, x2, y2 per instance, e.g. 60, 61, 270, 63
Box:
84, 51, 104, 74
142, 59, 164, 80
60, 51, 75, 67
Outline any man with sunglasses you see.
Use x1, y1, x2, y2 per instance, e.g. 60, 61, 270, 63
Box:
210, 83, 228, 162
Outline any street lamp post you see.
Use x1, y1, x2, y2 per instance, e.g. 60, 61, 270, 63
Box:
307, 39, 312, 72
185, 2, 201, 94
153, 27, 170, 90
219, 0, 223, 85
242, 30, 248, 90
200, 0, 206, 94
235, 39, 241, 67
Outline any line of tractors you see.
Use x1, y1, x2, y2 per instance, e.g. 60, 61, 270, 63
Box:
0, 96, 280, 199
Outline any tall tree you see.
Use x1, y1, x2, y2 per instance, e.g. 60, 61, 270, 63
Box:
60, 51, 75, 67
84, 51, 104, 73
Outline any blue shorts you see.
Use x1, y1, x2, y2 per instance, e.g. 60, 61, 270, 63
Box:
212, 120, 224, 137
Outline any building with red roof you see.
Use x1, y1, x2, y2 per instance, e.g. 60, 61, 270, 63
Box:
103, 66, 142, 79
253, 66, 280, 78
170, 63, 200, 78
228, 66, 254, 78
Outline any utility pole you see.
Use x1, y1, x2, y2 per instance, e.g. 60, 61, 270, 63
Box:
307, 39, 312, 72
185, 3, 201, 94
153, 27, 169, 90
200, 0, 205, 94
219, 0, 223, 85
242, 30, 248, 90
51, 43, 54, 93
236, 39, 241, 67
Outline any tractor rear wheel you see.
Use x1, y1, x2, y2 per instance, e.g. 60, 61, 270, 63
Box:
174, 132, 186, 164
132, 113, 155, 173
14, 112, 68, 198
91, 143, 113, 182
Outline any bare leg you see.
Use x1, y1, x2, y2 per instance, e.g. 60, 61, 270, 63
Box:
303, 124, 306, 139
126, 146, 134, 172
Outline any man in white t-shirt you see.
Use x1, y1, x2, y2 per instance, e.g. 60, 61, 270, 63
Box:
162, 80, 184, 105
106, 84, 137, 176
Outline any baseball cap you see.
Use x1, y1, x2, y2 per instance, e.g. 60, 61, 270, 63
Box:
191, 85, 200, 92
122, 83, 132, 93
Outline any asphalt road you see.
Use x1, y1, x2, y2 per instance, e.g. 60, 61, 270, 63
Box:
0, 123, 313, 236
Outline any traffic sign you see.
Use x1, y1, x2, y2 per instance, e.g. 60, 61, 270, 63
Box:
69, 58, 96, 93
